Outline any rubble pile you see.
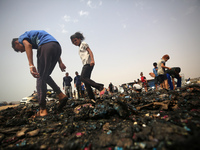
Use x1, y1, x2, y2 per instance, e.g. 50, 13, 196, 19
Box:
0, 84, 200, 150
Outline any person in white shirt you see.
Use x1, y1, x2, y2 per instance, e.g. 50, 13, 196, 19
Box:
70, 32, 104, 102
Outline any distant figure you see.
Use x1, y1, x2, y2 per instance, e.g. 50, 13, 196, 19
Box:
109, 82, 114, 93
153, 62, 159, 90
157, 54, 171, 90
74, 71, 82, 99
81, 82, 85, 98
70, 32, 104, 102
166, 67, 182, 90
11, 30, 67, 117
63, 72, 73, 99
140, 72, 148, 92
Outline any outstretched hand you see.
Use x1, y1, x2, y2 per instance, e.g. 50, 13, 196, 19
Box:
30, 66, 40, 78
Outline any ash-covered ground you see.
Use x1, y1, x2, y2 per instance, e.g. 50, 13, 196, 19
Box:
0, 84, 200, 150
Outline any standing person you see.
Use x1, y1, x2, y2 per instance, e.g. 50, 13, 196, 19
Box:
74, 71, 82, 99
70, 32, 104, 102
157, 54, 171, 90
109, 82, 114, 94
153, 62, 159, 90
11, 30, 68, 117
166, 67, 182, 90
140, 72, 148, 92
63, 72, 73, 99
81, 82, 85, 98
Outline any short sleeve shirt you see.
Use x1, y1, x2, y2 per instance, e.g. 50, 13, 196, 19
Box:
153, 67, 158, 77
79, 41, 91, 65
18, 30, 58, 49
157, 58, 166, 75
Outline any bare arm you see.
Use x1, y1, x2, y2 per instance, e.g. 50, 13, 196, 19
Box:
172, 78, 175, 90
161, 63, 171, 70
86, 47, 95, 66
23, 40, 39, 78
58, 57, 66, 72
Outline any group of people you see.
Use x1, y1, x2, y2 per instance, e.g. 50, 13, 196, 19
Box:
131, 54, 182, 93
138, 54, 182, 92
11, 30, 182, 117
63, 71, 85, 99
12, 30, 104, 117
152, 54, 182, 91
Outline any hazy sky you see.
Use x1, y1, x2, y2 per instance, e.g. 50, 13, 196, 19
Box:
0, 0, 200, 102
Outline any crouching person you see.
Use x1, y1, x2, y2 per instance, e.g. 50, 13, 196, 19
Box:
166, 67, 182, 90
12, 30, 68, 117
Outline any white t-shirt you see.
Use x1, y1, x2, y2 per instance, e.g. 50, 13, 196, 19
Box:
79, 41, 91, 65
157, 58, 166, 75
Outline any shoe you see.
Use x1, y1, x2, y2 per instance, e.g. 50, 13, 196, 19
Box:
98, 84, 104, 91
58, 97, 68, 110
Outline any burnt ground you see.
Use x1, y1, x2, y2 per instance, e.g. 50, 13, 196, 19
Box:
0, 84, 200, 150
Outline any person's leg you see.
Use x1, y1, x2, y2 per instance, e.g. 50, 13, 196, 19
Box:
80, 64, 104, 91
37, 42, 66, 115
166, 73, 173, 90
177, 77, 182, 88
64, 86, 67, 95
76, 85, 81, 98
80, 65, 96, 99
69, 86, 72, 98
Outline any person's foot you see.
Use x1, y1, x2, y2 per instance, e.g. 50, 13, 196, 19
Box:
57, 95, 68, 111
39, 109, 48, 116
31, 109, 48, 118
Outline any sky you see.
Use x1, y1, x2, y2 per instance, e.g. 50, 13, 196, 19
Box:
0, 0, 200, 102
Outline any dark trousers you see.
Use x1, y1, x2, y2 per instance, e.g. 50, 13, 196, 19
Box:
76, 84, 82, 98
80, 64, 103, 99
37, 42, 62, 109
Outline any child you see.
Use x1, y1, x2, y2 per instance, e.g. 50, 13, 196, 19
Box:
70, 32, 104, 102
140, 72, 148, 92
157, 54, 171, 90
11, 30, 68, 117
153, 62, 159, 90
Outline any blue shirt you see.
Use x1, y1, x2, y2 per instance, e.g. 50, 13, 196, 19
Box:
153, 67, 158, 77
74, 75, 81, 86
63, 76, 73, 87
18, 30, 58, 49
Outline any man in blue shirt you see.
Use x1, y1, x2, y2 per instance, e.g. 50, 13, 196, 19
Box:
12, 30, 68, 117
74, 71, 82, 99
63, 72, 73, 99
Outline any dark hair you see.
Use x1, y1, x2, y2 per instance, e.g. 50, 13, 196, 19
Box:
70, 32, 85, 41
153, 62, 157, 66
12, 38, 19, 52
175, 67, 181, 73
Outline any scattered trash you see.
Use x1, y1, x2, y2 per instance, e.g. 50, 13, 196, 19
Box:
0, 84, 200, 149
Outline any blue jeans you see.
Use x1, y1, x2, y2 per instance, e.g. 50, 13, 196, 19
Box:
166, 73, 181, 90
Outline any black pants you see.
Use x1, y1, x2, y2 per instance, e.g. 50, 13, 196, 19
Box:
37, 42, 62, 109
80, 64, 103, 99
76, 84, 82, 98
